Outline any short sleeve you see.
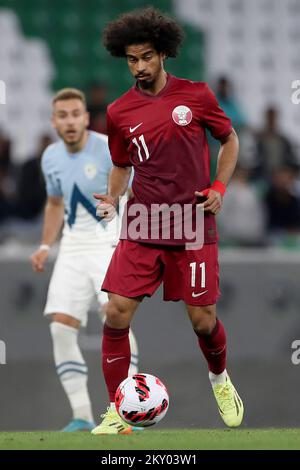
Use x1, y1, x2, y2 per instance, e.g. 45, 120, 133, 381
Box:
107, 109, 132, 167
128, 167, 134, 187
100, 136, 113, 176
200, 84, 233, 140
41, 149, 63, 197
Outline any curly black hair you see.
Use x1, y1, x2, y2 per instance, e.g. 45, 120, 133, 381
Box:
102, 7, 184, 58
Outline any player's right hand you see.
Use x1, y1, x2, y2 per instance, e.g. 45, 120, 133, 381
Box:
93, 194, 117, 222
30, 248, 49, 272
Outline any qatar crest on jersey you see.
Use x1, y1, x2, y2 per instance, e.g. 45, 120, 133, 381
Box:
172, 105, 192, 126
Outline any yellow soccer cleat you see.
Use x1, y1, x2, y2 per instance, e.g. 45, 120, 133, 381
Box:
91, 407, 132, 435
212, 376, 244, 427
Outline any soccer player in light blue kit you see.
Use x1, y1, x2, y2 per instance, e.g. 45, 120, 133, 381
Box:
30, 88, 139, 432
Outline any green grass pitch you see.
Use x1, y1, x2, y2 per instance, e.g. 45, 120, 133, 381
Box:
0, 429, 299, 450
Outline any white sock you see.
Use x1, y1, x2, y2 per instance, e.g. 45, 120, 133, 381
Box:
110, 402, 116, 411
209, 369, 228, 387
50, 322, 94, 422
128, 329, 139, 376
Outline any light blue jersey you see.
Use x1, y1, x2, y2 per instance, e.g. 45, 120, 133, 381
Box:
42, 131, 121, 251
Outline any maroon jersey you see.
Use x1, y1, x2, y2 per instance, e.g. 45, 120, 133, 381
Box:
107, 74, 232, 245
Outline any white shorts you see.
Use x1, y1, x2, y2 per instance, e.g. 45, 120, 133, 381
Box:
44, 245, 115, 326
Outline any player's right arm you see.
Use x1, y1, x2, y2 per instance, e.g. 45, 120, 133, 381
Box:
31, 144, 64, 272
30, 195, 64, 272
94, 165, 132, 220
94, 108, 132, 220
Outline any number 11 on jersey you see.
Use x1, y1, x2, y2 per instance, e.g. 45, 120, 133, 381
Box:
132, 135, 150, 162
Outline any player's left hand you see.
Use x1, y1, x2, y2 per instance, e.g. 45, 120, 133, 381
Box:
195, 189, 222, 215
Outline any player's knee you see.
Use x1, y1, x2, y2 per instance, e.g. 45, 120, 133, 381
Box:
195, 321, 215, 336
105, 300, 131, 328
191, 306, 216, 336
51, 313, 80, 329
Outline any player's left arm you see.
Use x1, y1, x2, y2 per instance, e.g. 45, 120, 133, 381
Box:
195, 129, 239, 214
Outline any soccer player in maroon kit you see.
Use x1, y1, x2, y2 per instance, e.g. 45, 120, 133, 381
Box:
92, 7, 243, 434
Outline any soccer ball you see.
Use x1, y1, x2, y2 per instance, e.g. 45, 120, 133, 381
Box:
115, 373, 169, 427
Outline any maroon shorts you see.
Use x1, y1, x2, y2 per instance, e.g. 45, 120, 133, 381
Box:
102, 240, 220, 306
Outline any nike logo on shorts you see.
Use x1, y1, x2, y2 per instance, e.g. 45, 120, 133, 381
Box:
130, 123, 143, 133
192, 290, 208, 298
106, 357, 126, 364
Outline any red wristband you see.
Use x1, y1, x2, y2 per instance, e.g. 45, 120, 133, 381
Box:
210, 180, 226, 197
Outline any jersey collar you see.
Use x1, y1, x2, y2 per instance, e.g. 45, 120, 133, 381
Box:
133, 73, 174, 99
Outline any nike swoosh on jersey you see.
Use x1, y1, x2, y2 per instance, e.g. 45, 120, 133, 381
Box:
192, 290, 208, 298
106, 357, 126, 364
130, 123, 143, 133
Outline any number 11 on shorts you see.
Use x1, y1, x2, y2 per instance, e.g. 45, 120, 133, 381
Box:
189, 262, 206, 288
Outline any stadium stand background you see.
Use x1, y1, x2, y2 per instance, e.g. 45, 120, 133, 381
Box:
0, 0, 204, 161
175, 0, 300, 146
1, 0, 300, 430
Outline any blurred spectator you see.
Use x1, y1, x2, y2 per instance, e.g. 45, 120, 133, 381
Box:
87, 82, 108, 134
265, 166, 300, 235
0, 131, 16, 223
218, 165, 266, 246
14, 134, 52, 220
0, 131, 10, 171
210, 76, 247, 180
0, 171, 12, 223
237, 125, 258, 171
254, 107, 298, 181
216, 76, 246, 130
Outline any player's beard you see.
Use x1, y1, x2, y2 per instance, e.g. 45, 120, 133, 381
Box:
137, 77, 155, 90
136, 63, 164, 91
61, 127, 85, 148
